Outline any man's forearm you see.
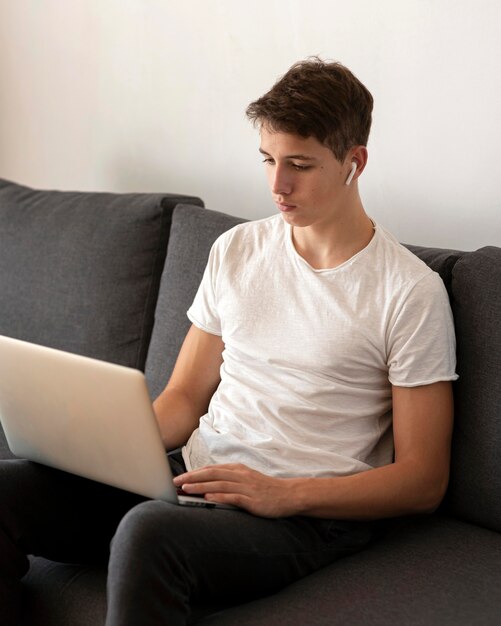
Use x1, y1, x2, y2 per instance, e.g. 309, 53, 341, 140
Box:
285, 459, 449, 520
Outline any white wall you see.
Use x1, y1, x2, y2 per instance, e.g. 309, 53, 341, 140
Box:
0, 0, 500, 249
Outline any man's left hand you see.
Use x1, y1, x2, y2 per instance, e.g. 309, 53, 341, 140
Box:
173, 463, 299, 517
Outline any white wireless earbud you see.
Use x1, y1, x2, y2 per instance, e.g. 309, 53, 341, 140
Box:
345, 162, 357, 186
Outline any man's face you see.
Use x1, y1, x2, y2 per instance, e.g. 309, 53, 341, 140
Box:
259, 127, 352, 229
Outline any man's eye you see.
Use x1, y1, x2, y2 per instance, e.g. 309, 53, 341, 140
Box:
292, 164, 311, 171
262, 158, 275, 165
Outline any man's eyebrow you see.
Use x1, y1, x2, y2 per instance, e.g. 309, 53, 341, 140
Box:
258, 148, 317, 161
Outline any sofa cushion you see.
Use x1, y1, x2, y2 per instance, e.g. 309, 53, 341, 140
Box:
21, 558, 107, 626
145, 204, 246, 400
0, 178, 203, 459
198, 516, 501, 625
447, 246, 501, 532
0, 178, 202, 367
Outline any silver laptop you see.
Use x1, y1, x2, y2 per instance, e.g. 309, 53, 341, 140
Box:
0, 334, 231, 509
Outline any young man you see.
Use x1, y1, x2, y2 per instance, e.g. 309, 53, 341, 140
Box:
0, 59, 457, 625
154, 58, 457, 520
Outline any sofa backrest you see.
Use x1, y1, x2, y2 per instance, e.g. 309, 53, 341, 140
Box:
446, 246, 501, 532
0, 178, 203, 459
0, 178, 203, 367
409, 244, 501, 533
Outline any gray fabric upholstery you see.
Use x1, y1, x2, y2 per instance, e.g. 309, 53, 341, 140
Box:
447, 246, 501, 532
0, 429, 16, 460
21, 559, 106, 626
145, 204, 246, 400
199, 516, 501, 625
0, 178, 200, 368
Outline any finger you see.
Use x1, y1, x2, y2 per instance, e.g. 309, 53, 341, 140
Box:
174, 466, 250, 486
204, 492, 280, 518
204, 492, 251, 508
180, 479, 250, 496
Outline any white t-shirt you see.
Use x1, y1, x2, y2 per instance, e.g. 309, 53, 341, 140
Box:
183, 215, 458, 478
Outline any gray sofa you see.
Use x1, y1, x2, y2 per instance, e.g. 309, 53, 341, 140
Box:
0, 177, 500, 625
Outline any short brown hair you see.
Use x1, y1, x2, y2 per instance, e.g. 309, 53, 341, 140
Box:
246, 57, 373, 161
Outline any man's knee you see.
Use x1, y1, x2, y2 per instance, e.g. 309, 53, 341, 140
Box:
111, 500, 185, 562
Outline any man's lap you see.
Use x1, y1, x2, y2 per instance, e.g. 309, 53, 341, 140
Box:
1, 458, 375, 596
110, 497, 375, 604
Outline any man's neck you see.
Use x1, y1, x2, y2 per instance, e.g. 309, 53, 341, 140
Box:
291, 207, 375, 270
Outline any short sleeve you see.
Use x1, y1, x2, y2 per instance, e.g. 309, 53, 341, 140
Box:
187, 238, 223, 336
387, 271, 458, 387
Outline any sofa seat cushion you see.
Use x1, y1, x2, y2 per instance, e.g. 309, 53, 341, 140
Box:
21, 558, 106, 626
198, 515, 501, 625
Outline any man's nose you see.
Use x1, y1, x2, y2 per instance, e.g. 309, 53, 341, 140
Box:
271, 165, 292, 196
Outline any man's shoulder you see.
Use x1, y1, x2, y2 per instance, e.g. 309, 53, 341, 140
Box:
373, 223, 433, 283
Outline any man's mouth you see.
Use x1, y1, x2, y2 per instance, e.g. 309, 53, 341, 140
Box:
276, 201, 297, 213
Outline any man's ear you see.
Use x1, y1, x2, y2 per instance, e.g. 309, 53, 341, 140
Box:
346, 146, 369, 180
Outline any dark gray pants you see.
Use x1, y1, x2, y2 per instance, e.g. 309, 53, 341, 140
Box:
0, 459, 375, 625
